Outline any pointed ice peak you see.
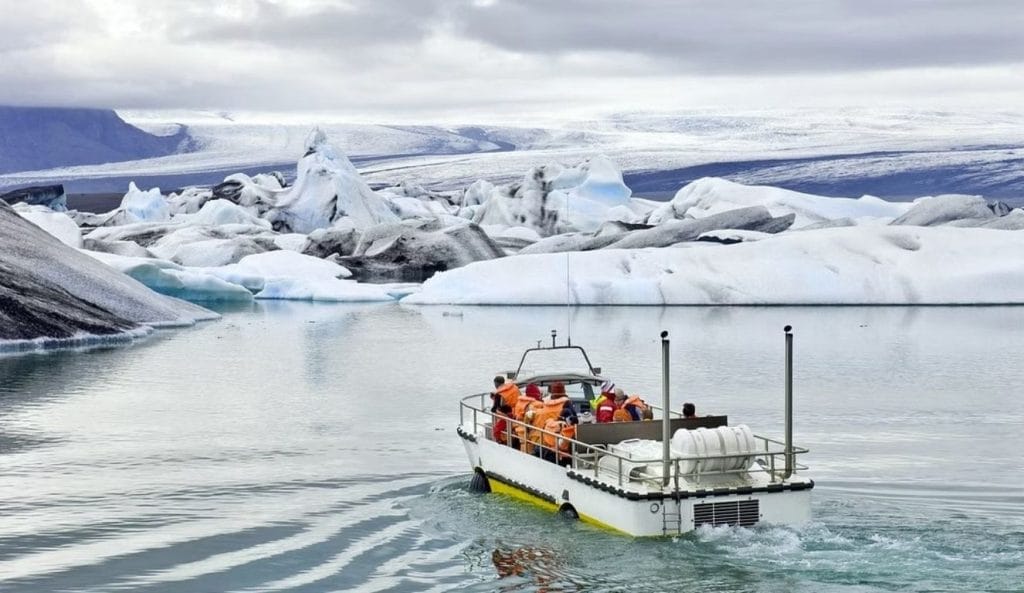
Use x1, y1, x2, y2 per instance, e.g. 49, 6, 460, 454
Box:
304, 127, 328, 155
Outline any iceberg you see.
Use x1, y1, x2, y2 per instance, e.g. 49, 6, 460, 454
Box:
0, 200, 215, 352
253, 277, 393, 302
267, 129, 399, 233
13, 204, 83, 248
86, 249, 393, 303
891, 194, 996, 226
220, 250, 352, 281
607, 206, 794, 250
339, 219, 505, 282
210, 172, 285, 215
119, 182, 171, 223
180, 199, 272, 228
472, 155, 633, 236
405, 225, 1024, 305
647, 177, 910, 227
84, 251, 254, 302
148, 226, 270, 267
0, 184, 67, 211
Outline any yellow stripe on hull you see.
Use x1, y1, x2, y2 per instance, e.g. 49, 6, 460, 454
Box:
485, 476, 633, 537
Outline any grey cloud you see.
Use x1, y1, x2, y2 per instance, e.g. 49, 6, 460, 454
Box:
170, 0, 451, 48
0, 1, 98, 53
449, 0, 1024, 73
0, 0, 1021, 114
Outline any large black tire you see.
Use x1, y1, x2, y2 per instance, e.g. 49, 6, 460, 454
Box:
469, 471, 491, 493
558, 504, 579, 520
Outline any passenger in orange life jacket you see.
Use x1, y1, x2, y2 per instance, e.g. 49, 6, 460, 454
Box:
612, 391, 633, 422
529, 382, 571, 456
491, 375, 521, 412
513, 383, 542, 452
622, 390, 652, 421
556, 415, 578, 466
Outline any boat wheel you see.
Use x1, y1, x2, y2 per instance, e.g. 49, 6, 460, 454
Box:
558, 504, 579, 521
469, 470, 491, 493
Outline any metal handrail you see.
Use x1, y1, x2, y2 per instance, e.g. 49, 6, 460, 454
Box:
460, 393, 809, 489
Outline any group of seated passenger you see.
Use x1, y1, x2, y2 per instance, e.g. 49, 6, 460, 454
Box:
490, 376, 578, 465
488, 376, 699, 465
592, 380, 654, 423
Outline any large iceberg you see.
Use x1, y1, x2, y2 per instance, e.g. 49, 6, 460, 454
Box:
0, 200, 215, 352
405, 225, 1024, 305
267, 129, 399, 233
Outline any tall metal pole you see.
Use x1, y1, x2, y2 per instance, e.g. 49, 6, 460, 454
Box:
661, 330, 671, 486
784, 325, 794, 479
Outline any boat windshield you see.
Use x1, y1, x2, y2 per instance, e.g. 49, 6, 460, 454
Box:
515, 346, 597, 378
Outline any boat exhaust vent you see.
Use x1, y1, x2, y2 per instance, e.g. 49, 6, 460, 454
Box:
693, 500, 760, 527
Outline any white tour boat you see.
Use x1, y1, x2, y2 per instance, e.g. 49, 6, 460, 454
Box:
457, 327, 813, 537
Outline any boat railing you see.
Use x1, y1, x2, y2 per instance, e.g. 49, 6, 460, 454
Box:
460, 393, 809, 489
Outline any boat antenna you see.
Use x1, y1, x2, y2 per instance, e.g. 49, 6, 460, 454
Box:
564, 192, 572, 346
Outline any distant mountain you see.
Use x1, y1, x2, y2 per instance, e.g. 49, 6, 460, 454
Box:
0, 106, 191, 174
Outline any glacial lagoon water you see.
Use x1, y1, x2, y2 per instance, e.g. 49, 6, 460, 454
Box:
1, 303, 1022, 592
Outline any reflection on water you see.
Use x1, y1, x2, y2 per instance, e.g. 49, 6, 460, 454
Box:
0, 303, 1022, 592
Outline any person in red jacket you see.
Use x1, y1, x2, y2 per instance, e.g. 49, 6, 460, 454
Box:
492, 404, 513, 445
596, 393, 617, 423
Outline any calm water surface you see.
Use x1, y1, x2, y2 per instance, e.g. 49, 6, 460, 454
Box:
1, 304, 1022, 592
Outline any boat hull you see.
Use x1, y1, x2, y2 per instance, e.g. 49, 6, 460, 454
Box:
459, 424, 812, 537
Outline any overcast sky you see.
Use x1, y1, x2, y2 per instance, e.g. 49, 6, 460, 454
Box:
1, 0, 1022, 123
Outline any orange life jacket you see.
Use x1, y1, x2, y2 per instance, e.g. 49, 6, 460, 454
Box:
625, 395, 649, 413
612, 408, 632, 422
542, 418, 563, 451
513, 398, 540, 452
513, 396, 539, 422
558, 423, 576, 454
529, 396, 570, 445
496, 382, 521, 409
